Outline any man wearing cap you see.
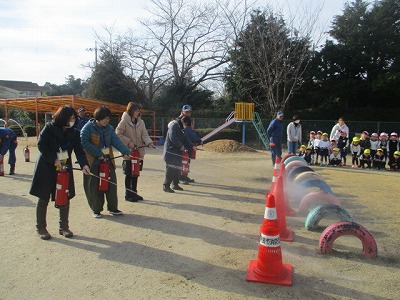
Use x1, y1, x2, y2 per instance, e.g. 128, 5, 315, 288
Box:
76, 108, 89, 131
176, 104, 196, 184
267, 111, 284, 166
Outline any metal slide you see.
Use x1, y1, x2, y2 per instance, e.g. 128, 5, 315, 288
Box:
201, 111, 236, 142
252, 112, 270, 149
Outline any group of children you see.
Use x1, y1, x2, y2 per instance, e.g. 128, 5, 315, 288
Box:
298, 130, 400, 171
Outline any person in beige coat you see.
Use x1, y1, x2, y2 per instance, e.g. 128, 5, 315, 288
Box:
116, 102, 155, 201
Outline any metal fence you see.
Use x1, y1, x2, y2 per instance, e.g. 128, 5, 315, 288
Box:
142, 116, 400, 147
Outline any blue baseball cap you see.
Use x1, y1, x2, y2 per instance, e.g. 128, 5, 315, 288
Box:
277, 111, 284, 116
182, 104, 192, 112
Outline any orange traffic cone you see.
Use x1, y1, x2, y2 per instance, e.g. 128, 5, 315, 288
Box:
274, 173, 294, 242
279, 162, 296, 217
270, 157, 281, 193
246, 194, 293, 286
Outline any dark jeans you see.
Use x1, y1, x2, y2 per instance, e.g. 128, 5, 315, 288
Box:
270, 143, 282, 165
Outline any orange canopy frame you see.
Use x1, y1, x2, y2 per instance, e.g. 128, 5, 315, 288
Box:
0, 95, 156, 138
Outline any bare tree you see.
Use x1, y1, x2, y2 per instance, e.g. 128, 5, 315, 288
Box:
226, 3, 323, 118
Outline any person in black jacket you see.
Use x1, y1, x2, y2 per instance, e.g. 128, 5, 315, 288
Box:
30, 106, 90, 240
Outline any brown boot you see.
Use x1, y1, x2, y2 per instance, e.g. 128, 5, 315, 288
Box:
36, 199, 51, 240
37, 227, 51, 240
59, 228, 73, 238
59, 204, 73, 238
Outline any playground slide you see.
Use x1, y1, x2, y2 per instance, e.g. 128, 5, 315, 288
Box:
201, 116, 236, 142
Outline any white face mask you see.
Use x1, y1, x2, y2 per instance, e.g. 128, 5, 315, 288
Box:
295, 120, 300, 124
69, 121, 75, 128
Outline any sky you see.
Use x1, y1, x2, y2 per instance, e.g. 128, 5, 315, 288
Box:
0, 0, 351, 87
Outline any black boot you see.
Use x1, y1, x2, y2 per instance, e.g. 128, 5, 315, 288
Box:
36, 199, 51, 240
125, 175, 138, 202
59, 204, 73, 238
131, 176, 143, 201
172, 177, 183, 190
9, 164, 15, 175
163, 184, 175, 193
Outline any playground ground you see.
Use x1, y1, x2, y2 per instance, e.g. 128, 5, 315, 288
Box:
0, 138, 399, 300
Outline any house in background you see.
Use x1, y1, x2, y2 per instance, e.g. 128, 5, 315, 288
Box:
0, 80, 52, 99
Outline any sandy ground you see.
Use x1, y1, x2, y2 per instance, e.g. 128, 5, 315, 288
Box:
0, 138, 399, 300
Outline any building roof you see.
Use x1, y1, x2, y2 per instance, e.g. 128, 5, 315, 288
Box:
0, 95, 154, 115
0, 80, 51, 92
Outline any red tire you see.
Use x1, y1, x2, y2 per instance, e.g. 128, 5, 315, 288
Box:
298, 191, 341, 214
319, 221, 378, 258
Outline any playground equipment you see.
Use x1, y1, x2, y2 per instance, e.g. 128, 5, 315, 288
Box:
200, 102, 270, 149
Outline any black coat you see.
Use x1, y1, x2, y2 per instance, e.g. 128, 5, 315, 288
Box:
29, 122, 88, 201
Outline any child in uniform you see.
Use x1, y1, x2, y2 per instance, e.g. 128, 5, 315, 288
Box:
369, 133, 379, 158
373, 148, 386, 170
304, 147, 313, 165
387, 132, 399, 166
319, 133, 330, 166
350, 137, 361, 168
378, 132, 389, 160
298, 144, 307, 158
388, 150, 400, 171
359, 149, 372, 169
359, 131, 371, 154
307, 131, 316, 164
329, 148, 342, 166
314, 131, 322, 165
337, 131, 349, 166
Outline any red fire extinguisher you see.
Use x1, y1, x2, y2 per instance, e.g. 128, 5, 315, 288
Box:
55, 168, 69, 208
24, 146, 30, 162
98, 160, 110, 191
190, 143, 197, 159
131, 148, 141, 176
0, 157, 4, 176
181, 151, 190, 176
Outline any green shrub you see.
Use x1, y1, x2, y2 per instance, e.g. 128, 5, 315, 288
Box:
23, 125, 36, 137
7, 125, 23, 137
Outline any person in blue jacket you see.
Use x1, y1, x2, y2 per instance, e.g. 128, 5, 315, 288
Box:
80, 106, 131, 218
0, 127, 17, 175
266, 111, 284, 166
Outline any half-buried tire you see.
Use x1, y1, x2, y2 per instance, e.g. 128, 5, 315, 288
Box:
305, 204, 353, 230
319, 221, 378, 258
298, 191, 340, 214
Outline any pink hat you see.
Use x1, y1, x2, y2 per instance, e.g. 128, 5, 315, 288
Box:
371, 133, 378, 137
380, 132, 388, 137
390, 132, 398, 136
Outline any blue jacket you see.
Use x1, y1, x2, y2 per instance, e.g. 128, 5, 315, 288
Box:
267, 118, 284, 144
80, 119, 130, 168
0, 128, 17, 156
76, 115, 89, 131
184, 126, 202, 144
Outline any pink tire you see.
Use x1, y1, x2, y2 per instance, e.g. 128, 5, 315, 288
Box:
319, 221, 378, 258
298, 191, 341, 214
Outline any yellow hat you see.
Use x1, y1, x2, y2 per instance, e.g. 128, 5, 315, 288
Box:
322, 132, 328, 136
394, 151, 400, 156
352, 137, 360, 142
364, 149, 370, 154
300, 145, 306, 149
332, 148, 339, 152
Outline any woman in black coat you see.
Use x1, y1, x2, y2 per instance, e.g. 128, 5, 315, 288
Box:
30, 106, 90, 240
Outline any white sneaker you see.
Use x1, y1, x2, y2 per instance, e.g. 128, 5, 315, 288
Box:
93, 213, 102, 218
